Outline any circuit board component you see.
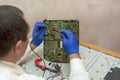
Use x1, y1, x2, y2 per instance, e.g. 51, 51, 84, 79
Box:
43, 20, 79, 62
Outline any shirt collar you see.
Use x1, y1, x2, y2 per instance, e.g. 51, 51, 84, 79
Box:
0, 60, 26, 75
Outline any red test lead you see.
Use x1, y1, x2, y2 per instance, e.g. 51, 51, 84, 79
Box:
52, 28, 62, 34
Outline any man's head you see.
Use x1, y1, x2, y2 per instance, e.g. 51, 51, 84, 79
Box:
0, 5, 29, 62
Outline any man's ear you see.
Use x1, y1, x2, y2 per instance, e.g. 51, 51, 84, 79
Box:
14, 40, 23, 55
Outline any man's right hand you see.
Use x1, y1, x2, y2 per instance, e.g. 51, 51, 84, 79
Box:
60, 30, 79, 56
32, 21, 46, 46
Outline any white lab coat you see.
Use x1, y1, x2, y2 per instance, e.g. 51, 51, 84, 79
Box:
0, 45, 89, 80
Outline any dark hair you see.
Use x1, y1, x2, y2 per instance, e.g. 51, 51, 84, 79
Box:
0, 5, 29, 57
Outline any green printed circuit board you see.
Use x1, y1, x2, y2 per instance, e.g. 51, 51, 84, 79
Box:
43, 20, 79, 62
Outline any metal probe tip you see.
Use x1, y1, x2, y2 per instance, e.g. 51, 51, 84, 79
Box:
52, 28, 61, 34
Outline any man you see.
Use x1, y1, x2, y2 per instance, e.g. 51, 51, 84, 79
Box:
0, 5, 89, 80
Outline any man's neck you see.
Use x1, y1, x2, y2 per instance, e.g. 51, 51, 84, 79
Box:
0, 53, 18, 63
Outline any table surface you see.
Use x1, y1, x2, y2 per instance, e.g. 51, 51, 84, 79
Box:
20, 40, 120, 80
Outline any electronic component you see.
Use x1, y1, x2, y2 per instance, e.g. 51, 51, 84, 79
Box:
46, 62, 60, 73
34, 57, 60, 73
43, 20, 79, 62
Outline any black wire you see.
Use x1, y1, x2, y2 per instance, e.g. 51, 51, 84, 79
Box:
46, 72, 60, 80
29, 27, 46, 77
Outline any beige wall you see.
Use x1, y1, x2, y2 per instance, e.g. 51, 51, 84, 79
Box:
0, 0, 120, 53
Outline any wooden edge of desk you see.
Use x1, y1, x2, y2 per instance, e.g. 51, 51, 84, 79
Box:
79, 40, 120, 58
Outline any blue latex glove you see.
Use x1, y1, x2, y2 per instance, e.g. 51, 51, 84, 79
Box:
32, 21, 46, 46
60, 30, 79, 55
